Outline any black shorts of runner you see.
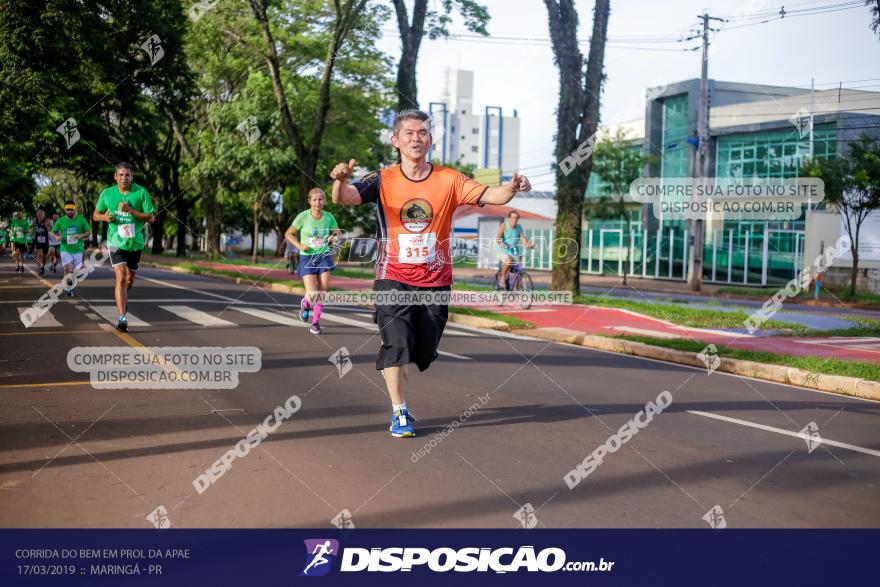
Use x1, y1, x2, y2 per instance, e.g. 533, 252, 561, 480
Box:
109, 248, 142, 271
373, 279, 450, 372
35, 243, 49, 254
14, 243, 27, 253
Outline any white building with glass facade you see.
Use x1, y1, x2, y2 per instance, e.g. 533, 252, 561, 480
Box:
583, 79, 880, 291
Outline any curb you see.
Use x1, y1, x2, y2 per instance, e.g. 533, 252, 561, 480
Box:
447, 313, 511, 331
513, 327, 880, 402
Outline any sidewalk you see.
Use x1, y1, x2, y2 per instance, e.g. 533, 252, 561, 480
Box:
147, 256, 879, 364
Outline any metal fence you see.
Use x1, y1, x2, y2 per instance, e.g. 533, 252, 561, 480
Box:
581, 226, 805, 286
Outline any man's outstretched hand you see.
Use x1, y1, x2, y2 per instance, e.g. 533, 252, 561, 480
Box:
508, 173, 531, 193
330, 159, 356, 182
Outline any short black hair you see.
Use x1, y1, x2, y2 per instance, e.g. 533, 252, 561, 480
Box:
508, 210, 520, 218
392, 109, 430, 136
65, 200, 75, 206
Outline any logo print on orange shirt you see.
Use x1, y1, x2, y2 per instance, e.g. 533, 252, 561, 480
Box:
400, 198, 433, 232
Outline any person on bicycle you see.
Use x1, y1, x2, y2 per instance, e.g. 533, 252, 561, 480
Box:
495, 210, 534, 290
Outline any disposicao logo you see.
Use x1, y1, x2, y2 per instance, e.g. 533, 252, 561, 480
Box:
300, 539, 339, 577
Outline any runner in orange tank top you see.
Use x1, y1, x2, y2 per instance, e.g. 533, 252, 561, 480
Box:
331, 109, 532, 439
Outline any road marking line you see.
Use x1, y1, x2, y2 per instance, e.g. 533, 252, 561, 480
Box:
93, 306, 150, 326
0, 380, 91, 389
84, 313, 100, 320
438, 350, 472, 360
160, 305, 236, 326
687, 410, 880, 458
98, 322, 145, 348
96, 323, 189, 384
232, 306, 306, 327
17, 307, 62, 327
319, 313, 379, 331
141, 275, 239, 302
0, 329, 105, 336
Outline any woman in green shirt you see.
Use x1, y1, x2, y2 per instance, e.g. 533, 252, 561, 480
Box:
285, 188, 340, 334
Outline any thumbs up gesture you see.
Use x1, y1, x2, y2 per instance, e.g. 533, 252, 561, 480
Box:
331, 159, 356, 182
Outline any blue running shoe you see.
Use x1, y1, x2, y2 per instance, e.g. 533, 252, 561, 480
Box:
390, 409, 415, 438
116, 315, 128, 333
299, 299, 310, 322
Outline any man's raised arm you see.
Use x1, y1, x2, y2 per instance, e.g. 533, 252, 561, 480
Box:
331, 159, 362, 206
479, 173, 532, 206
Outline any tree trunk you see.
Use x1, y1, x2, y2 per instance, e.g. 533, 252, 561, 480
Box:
850, 248, 859, 297
545, 0, 611, 294
252, 200, 260, 263
151, 206, 167, 254
204, 180, 222, 257
392, 0, 427, 112
175, 193, 189, 258
274, 212, 287, 256
396, 51, 419, 111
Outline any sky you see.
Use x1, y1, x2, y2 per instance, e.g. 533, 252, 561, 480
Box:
374, 0, 880, 189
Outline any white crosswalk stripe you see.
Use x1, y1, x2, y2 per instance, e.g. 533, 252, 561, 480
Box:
12, 301, 490, 339
159, 305, 236, 327
231, 306, 306, 327
17, 307, 62, 328
93, 306, 150, 326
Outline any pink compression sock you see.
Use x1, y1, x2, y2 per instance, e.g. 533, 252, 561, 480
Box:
312, 303, 324, 324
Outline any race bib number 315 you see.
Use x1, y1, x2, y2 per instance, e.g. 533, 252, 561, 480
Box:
398, 232, 437, 264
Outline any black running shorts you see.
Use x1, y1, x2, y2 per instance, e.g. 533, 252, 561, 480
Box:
373, 279, 449, 372
109, 248, 142, 270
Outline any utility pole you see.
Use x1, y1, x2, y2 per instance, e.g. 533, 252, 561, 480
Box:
688, 12, 723, 291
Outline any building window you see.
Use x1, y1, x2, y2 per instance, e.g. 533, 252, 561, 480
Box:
471, 146, 478, 153
715, 123, 837, 180
472, 128, 479, 135
661, 94, 689, 178
450, 125, 455, 133
461, 135, 466, 140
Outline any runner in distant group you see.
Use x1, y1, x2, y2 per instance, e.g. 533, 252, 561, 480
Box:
286, 188, 340, 335
0, 221, 8, 257
33, 208, 50, 275
51, 201, 92, 297
47, 213, 61, 272
331, 109, 532, 438
93, 163, 156, 332
10, 210, 31, 273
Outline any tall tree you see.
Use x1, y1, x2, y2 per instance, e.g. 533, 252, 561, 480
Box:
391, 0, 490, 112
544, 0, 611, 293
249, 0, 368, 210
803, 135, 880, 296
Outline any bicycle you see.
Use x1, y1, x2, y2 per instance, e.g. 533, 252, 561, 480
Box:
493, 253, 534, 309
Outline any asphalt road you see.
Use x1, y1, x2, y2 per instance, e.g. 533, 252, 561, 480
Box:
1, 260, 878, 529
